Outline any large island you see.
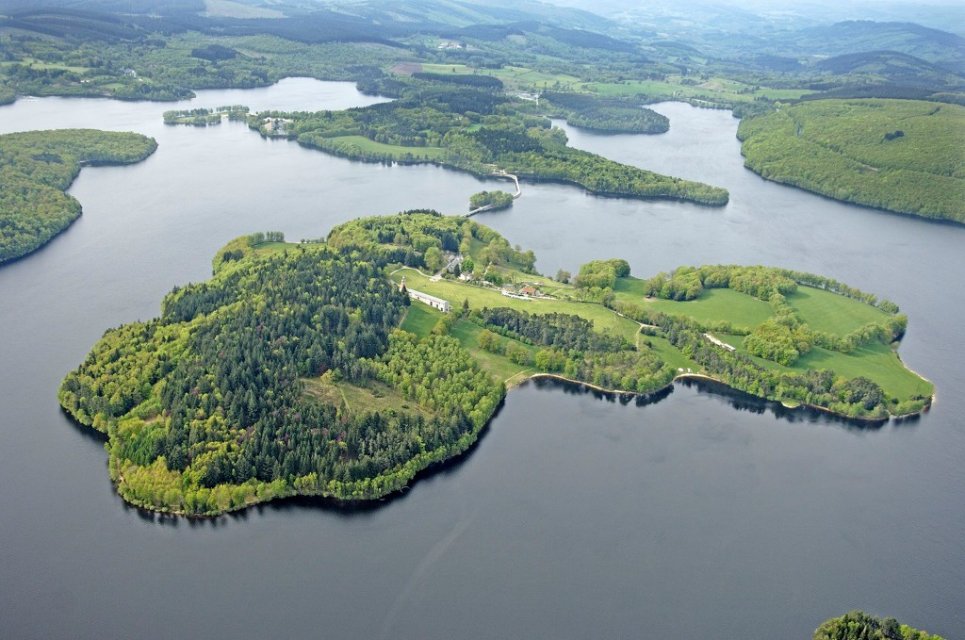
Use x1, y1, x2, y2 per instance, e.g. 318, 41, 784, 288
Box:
60, 212, 932, 516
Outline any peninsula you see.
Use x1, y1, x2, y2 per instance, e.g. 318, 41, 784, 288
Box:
60, 212, 932, 516
738, 99, 965, 224
244, 79, 730, 206
0, 129, 158, 265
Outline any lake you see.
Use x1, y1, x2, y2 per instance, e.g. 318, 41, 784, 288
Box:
0, 79, 962, 639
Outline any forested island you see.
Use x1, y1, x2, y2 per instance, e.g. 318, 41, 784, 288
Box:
60, 212, 932, 516
246, 79, 729, 206
469, 190, 514, 212
0, 129, 158, 264
814, 611, 944, 640
738, 99, 965, 223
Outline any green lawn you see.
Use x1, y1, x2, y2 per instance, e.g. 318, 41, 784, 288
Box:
794, 342, 932, 400
641, 334, 700, 372
727, 334, 930, 400
580, 77, 814, 103
399, 303, 441, 338
614, 279, 774, 330
786, 287, 890, 336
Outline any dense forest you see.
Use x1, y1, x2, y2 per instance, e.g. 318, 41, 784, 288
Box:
541, 91, 670, 134
0, 129, 157, 264
814, 611, 944, 640
59, 235, 502, 514
738, 99, 965, 223
250, 80, 729, 206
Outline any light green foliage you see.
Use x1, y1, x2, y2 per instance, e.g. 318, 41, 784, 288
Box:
469, 190, 514, 211
0, 129, 157, 264
787, 287, 890, 336
739, 99, 965, 222
576, 258, 630, 289
814, 610, 944, 640
744, 318, 812, 366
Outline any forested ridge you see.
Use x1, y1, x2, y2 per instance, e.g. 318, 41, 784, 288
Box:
738, 99, 965, 223
541, 91, 670, 134
0, 129, 157, 264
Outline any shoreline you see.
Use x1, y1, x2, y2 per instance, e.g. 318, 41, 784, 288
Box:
70, 365, 931, 520
515, 371, 928, 424
738, 154, 964, 227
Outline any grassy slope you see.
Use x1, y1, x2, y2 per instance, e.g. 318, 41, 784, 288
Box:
615, 278, 773, 330
738, 99, 965, 223
786, 287, 890, 335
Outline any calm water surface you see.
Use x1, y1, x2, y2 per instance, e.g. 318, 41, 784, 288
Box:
0, 81, 962, 639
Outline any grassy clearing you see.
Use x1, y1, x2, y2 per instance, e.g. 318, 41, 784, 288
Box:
410, 64, 810, 103
641, 334, 700, 372
727, 333, 930, 400
614, 279, 774, 329
787, 287, 889, 336
303, 376, 434, 418
392, 268, 640, 340
794, 342, 932, 400
399, 303, 441, 338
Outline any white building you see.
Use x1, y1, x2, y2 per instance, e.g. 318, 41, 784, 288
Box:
408, 289, 451, 312
400, 277, 451, 312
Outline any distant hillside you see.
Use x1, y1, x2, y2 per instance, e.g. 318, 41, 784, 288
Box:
814, 51, 965, 89
795, 21, 965, 69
